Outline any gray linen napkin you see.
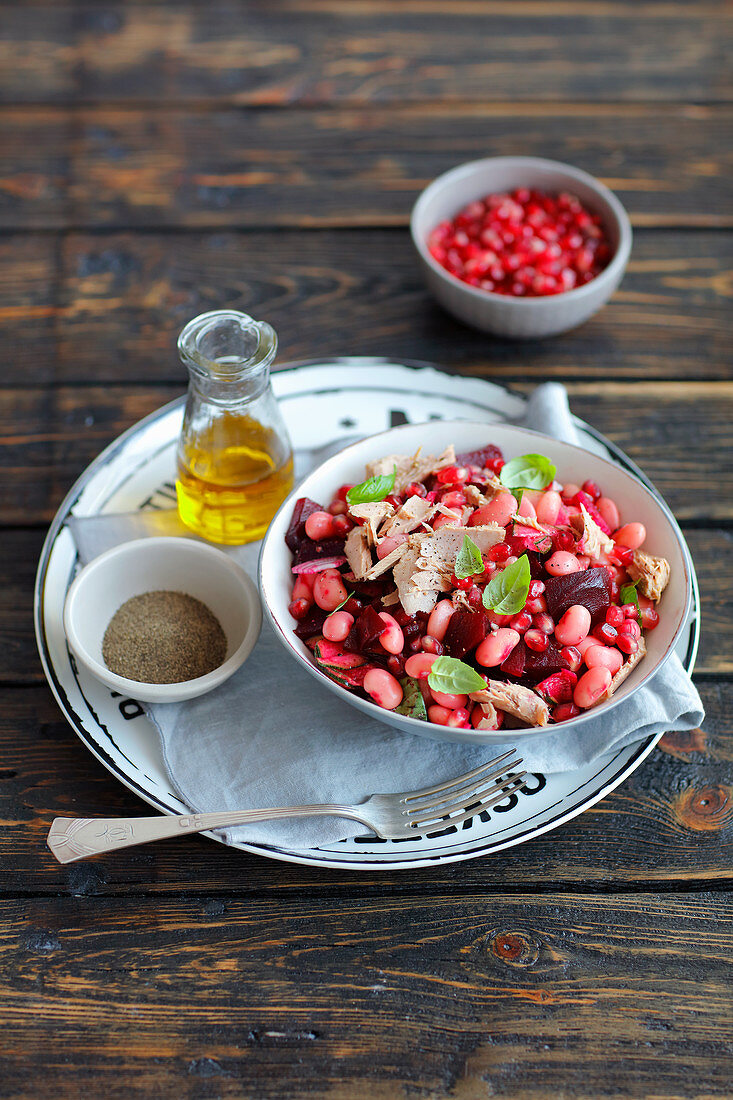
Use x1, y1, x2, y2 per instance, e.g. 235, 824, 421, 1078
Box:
69, 383, 704, 848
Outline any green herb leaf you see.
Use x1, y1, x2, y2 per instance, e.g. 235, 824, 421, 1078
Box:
428, 656, 487, 696
396, 676, 428, 721
620, 581, 640, 619
509, 487, 524, 507
482, 554, 531, 615
500, 453, 557, 491
331, 592, 354, 614
454, 533, 484, 579
346, 466, 396, 507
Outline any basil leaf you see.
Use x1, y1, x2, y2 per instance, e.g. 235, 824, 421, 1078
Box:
454, 533, 484, 579
509, 487, 524, 507
482, 554, 531, 615
396, 676, 428, 721
500, 453, 557, 491
428, 656, 487, 696
620, 581, 640, 619
346, 465, 397, 507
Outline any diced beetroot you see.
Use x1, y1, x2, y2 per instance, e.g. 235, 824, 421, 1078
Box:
343, 604, 388, 654
455, 444, 504, 469
501, 638, 526, 677
293, 605, 328, 640
292, 536, 348, 567
525, 550, 548, 578
349, 578, 392, 600
544, 567, 612, 625
285, 497, 323, 553
523, 641, 567, 682
444, 611, 489, 659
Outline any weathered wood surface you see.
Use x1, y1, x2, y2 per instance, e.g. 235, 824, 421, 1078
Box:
2, 1, 730, 106
2, 104, 732, 229
0, 682, 730, 897
2, 892, 732, 1099
0, 230, 730, 384
1, 382, 731, 523
4, 527, 732, 684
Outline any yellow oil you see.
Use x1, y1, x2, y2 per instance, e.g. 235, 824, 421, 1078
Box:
176, 412, 294, 545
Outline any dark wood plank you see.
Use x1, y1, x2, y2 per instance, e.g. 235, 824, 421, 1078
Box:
39, 229, 733, 384
1, 2, 730, 105
1, 680, 729, 896
1, 380, 730, 524
3, 104, 732, 229
4, 527, 731, 684
0, 235, 59, 381
1, 891, 731, 1098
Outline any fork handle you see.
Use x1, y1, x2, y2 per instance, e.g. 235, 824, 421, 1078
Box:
47, 805, 366, 863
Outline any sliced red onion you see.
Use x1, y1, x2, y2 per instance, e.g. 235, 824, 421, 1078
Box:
291, 556, 347, 575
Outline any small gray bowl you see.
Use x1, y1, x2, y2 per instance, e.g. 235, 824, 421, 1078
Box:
410, 156, 632, 339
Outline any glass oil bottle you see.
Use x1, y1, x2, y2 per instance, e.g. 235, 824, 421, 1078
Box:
176, 310, 294, 544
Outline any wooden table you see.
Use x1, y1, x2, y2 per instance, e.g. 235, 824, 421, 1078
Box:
2, 3, 732, 1096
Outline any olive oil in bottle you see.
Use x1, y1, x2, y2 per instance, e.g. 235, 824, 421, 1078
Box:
175, 311, 294, 545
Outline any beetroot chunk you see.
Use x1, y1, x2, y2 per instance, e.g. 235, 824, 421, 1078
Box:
285, 497, 323, 553
343, 604, 387, 655
456, 444, 504, 470
544, 567, 612, 625
292, 536, 347, 567
444, 611, 489, 659
294, 605, 328, 640
501, 638, 526, 677
523, 639, 566, 681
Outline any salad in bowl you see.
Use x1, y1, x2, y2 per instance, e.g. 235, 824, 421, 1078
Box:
259, 421, 692, 745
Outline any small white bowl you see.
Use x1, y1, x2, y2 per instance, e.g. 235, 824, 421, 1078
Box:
259, 420, 693, 747
64, 537, 262, 703
410, 156, 632, 339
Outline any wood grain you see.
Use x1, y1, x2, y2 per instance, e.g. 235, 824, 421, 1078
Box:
1, 1, 730, 105
4, 527, 731, 684
1, 680, 730, 897
2, 104, 731, 229
1, 891, 731, 1098
2, 381, 731, 524
0, 229, 724, 385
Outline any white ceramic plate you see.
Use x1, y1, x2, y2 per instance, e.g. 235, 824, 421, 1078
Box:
34, 360, 700, 869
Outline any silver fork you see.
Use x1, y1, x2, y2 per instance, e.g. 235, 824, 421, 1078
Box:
47, 750, 526, 863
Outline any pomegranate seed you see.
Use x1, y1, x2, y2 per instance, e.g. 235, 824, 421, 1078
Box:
582, 479, 601, 501
288, 598, 311, 621
533, 612, 555, 634
593, 622, 618, 646
437, 464, 469, 485
441, 489, 467, 508
605, 605, 625, 628
525, 595, 547, 615
618, 619, 641, 640
552, 529, 576, 553
335, 484, 353, 502
640, 606, 660, 630
560, 645, 582, 673
553, 702, 581, 723
421, 635, 444, 655
384, 494, 402, 510
524, 628, 549, 653
467, 585, 483, 608
409, 637, 423, 653
510, 611, 533, 633
528, 579, 546, 598
405, 481, 427, 498
616, 635, 639, 655
329, 500, 348, 516
451, 574, 472, 590
488, 542, 511, 563
622, 602, 639, 618
331, 514, 353, 537
387, 655, 405, 677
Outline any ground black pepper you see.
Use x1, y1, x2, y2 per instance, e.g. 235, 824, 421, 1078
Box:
102, 590, 227, 684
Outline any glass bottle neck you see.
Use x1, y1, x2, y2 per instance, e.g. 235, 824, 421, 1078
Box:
178, 310, 277, 405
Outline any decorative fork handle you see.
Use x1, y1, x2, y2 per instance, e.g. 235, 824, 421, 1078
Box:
47, 805, 367, 863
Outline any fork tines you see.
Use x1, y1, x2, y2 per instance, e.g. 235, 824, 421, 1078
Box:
401, 750, 527, 832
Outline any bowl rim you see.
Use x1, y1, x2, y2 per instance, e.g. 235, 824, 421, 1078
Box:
63, 535, 262, 701
259, 418, 693, 744
410, 155, 633, 307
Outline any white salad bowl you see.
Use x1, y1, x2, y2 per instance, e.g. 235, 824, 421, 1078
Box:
64, 536, 262, 703
259, 421, 693, 746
